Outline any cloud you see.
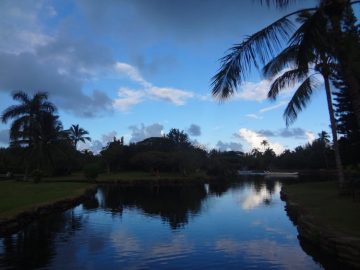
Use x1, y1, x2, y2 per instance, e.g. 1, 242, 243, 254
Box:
0, 129, 9, 145
128, 123, 164, 143
235, 80, 272, 102
246, 114, 263, 120
305, 131, 316, 143
259, 101, 288, 113
216, 141, 243, 152
187, 124, 201, 136
101, 131, 118, 145
0, 45, 114, 117
236, 128, 285, 155
147, 86, 194, 105
257, 128, 309, 139
113, 88, 144, 111
114, 62, 194, 110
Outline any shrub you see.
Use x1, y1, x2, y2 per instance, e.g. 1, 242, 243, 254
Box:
83, 163, 100, 181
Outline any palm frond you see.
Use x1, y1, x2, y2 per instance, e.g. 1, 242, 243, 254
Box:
12, 91, 29, 103
41, 101, 57, 113
211, 17, 295, 100
268, 68, 309, 100
262, 45, 299, 78
1, 104, 28, 123
257, 0, 298, 9
289, 9, 328, 67
283, 75, 321, 126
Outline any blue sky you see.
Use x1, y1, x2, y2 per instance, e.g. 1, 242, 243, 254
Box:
0, 0, 334, 154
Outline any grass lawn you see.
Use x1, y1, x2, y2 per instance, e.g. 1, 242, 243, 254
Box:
43, 170, 210, 182
283, 181, 360, 237
0, 181, 92, 220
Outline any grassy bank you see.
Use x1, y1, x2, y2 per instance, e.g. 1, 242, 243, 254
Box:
0, 181, 92, 220
283, 181, 360, 237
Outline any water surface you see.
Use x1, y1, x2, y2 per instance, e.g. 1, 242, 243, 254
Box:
0, 178, 325, 269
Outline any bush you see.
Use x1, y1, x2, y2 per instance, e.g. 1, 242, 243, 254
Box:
31, 169, 44, 183
83, 163, 100, 181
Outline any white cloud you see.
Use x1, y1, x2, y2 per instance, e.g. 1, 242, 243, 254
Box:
114, 62, 194, 110
305, 131, 316, 144
259, 101, 288, 113
237, 128, 285, 155
235, 80, 271, 102
113, 88, 144, 111
246, 114, 263, 120
147, 86, 194, 105
114, 62, 149, 86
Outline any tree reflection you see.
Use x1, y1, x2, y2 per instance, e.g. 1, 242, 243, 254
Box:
0, 210, 84, 269
99, 184, 208, 229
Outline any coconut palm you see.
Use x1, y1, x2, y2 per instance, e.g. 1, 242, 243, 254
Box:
211, 0, 360, 128
68, 124, 91, 149
1, 91, 57, 147
261, 140, 269, 152
262, 11, 345, 184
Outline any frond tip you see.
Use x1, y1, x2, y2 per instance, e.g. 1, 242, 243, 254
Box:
283, 75, 320, 126
211, 17, 294, 100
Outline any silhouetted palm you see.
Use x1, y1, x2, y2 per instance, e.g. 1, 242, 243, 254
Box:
68, 124, 91, 149
212, 0, 360, 127
1, 91, 57, 146
262, 11, 345, 184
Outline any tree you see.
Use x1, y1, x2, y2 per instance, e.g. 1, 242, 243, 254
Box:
1, 91, 57, 147
262, 11, 345, 184
261, 140, 269, 152
68, 124, 91, 149
1, 91, 70, 177
211, 0, 360, 131
166, 129, 191, 147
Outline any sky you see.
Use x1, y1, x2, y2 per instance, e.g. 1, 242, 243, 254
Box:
0, 0, 334, 154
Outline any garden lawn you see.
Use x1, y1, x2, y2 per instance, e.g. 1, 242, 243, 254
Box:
283, 181, 360, 237
0, 181, 92, 220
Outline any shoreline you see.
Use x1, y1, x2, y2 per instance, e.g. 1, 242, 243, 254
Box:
280, 187, 360, 269
0, 177, 221, 236
0, 186, 97, 236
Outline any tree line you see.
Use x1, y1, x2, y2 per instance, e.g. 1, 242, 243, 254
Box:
0, 90, 358, 180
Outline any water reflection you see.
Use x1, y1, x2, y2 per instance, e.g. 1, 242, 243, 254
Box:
240, 181, 281, 210
98, 184, 207, 229
0, 210, 83, 269
0, 178, 326, 269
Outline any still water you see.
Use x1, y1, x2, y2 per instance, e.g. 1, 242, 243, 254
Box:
0, 179, 325, 269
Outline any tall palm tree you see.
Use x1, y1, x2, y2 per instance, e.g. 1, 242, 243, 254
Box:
1, 91, 57, 147
211, 0, 360, 128
261, 11, 345, 184
68, 124, 91, 149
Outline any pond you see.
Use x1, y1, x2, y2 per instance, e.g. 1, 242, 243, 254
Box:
0, 178, 328, 269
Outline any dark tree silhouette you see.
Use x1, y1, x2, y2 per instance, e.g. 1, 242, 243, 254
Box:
68, 124, 91, 149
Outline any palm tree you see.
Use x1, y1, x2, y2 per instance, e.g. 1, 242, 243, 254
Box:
261, 140, 269, 152
261, 11, 345, 184
211, 0, 360, 129
68, 124, 91, 149
1, 91, 57, 147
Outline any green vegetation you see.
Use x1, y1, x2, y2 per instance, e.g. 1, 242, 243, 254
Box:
283, 181, 360, 236
0, 181, 92, 220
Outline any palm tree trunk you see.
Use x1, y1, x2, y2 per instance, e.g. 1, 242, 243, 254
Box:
324, 75, 345, 187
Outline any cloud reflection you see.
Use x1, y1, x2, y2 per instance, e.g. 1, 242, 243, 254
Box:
240, 182, 281, 210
